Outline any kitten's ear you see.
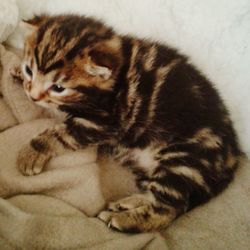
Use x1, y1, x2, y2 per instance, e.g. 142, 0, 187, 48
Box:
84, 62, 112, 80
20, 14, 47, 32
84, 50, 118, 80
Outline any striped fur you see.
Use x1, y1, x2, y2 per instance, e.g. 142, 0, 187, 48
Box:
17, 14, 243, 232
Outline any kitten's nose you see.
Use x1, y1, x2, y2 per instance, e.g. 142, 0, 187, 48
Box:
30, 90, 44, 102
30, 96, 40, 102
30, 94, 43, 102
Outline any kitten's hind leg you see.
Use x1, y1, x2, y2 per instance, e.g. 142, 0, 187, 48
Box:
98, 144, 215, 232
98, 193, 179, 233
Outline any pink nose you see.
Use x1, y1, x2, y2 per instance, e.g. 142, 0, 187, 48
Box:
30, 94, 43, 102
30, 96, 40, 102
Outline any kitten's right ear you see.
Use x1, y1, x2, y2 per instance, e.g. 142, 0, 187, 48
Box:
20, 15, 47, 33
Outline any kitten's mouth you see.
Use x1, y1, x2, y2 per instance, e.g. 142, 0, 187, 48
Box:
30, 98, 50, 108
26, 93, 50, 108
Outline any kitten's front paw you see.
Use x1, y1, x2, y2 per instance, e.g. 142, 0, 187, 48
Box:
17, 138, 52, 176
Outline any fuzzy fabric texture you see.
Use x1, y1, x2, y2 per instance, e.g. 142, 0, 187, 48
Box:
0, 0, 18, 43
7, 0, 250, 157
0, 197, 166, 250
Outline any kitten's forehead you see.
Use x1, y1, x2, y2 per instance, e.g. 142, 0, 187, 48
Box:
25, 15, 114, 75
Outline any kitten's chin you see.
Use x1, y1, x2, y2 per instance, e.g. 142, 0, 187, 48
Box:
25, 91, 51, 109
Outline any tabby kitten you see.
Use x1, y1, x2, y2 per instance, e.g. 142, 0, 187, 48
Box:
18, 14, 242, 233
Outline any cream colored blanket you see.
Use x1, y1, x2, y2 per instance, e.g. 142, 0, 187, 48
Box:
0, 45, 249, 249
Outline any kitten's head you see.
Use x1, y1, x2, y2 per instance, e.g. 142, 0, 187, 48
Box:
21, 14, 122, 110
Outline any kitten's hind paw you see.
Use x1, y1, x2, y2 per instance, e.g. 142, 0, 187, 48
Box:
98, 194, 176, 233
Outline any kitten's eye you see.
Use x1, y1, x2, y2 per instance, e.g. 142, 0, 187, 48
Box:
51, 84, 65, 93
25, 65, 33, 77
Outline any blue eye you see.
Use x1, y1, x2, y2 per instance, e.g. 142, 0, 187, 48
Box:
51, 84, 65, 93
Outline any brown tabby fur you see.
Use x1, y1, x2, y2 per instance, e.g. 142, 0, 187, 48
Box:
17, 14, 243, 233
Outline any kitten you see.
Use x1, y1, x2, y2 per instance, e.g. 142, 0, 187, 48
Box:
18, 14, 243, 233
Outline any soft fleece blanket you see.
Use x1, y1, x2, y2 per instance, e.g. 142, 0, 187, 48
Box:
0, 44, 249, 249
